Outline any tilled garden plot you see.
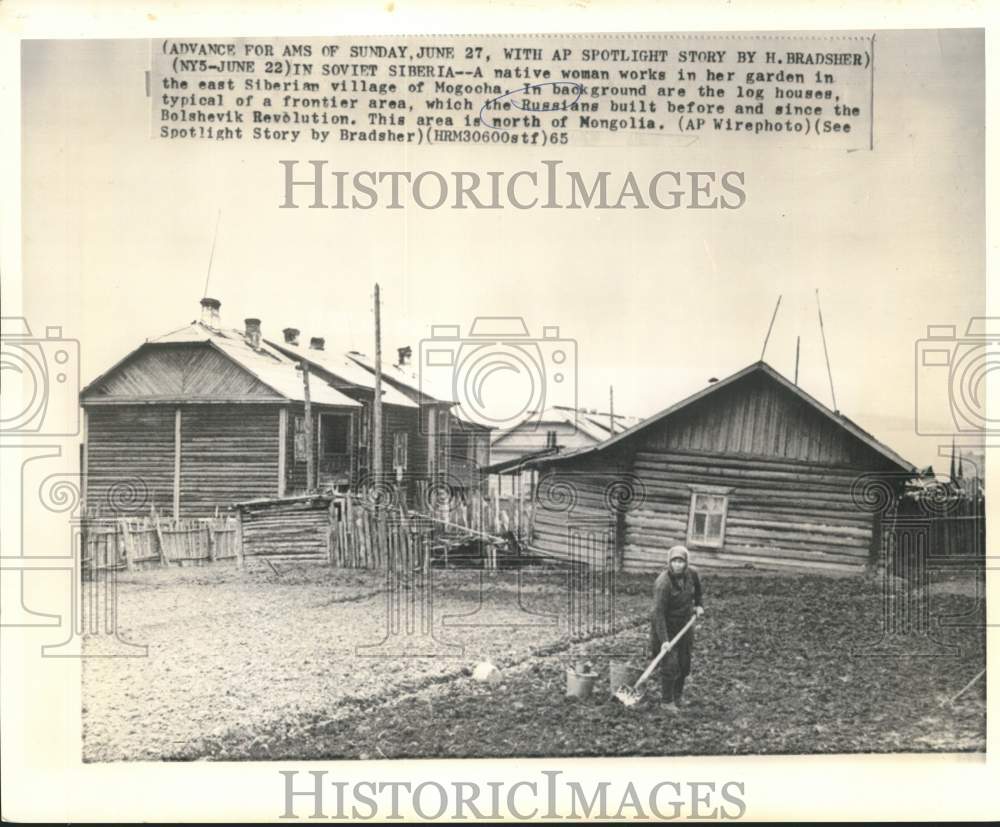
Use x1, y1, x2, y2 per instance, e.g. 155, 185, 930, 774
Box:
82, 564, 652, 761
188, 573, 986, 759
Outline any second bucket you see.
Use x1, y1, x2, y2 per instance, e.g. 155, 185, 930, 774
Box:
565, 667, 598, 699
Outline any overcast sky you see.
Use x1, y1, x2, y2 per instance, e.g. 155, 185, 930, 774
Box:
21, 29, 984, 471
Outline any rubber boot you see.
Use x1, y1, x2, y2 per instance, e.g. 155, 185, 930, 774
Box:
660, 672, 678, 712
673, 676, 686, 707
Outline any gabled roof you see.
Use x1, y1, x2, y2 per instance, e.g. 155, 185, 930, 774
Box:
450, 405, 495, 432
267, 339, 417, 408
532, 361, 915, 472
491, 405, 642, 446
81, 322, 359, 408
482, 445, 562, 475
346, 351, 457, 405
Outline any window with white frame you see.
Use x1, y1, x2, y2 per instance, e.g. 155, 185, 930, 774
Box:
687, 490, 729, 548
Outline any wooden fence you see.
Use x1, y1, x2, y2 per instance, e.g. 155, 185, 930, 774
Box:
415, 481, 533, 541
332, 497, 433, 570
82, 511, 241, 575
883, 494, 986, 574
82, 485, 539, 576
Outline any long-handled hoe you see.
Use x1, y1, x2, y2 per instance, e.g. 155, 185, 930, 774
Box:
614, 614, 698, 707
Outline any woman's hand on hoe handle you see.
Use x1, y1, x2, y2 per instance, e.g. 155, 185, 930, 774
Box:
695, 606, 705, 618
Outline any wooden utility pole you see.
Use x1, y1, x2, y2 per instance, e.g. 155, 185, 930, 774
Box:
372, 284, 383, 489
302, 361, 315, 490
609, 385, 615, 436
794, 336, 801, 385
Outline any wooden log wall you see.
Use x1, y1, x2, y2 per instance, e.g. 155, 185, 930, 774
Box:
86, 403, 285, 518
530, 452, 626, 565
85, 407, 176, 516
239, 496, 334, 564
180, 405, 281, 516
623, 449, 877, 574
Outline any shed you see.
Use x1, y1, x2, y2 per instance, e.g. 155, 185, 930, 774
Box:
80, 299, 360, 517
526, 361, 916, 575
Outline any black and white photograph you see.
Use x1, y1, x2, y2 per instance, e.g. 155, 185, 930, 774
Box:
1, 2, 996, 822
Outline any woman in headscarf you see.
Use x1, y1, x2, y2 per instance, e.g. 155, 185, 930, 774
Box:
649, 545, 705, 711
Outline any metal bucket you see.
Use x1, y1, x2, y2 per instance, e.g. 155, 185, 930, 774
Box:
609, 661, 643, 693
565, 668, 598, 699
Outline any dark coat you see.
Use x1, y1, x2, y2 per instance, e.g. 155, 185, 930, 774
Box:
649, 566, 703, 649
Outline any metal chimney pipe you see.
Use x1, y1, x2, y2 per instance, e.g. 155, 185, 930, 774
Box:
282, 327, 300, 346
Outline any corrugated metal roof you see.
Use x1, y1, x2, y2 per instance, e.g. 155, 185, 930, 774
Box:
146, 322, 359, 407
528, 361, 915, 472
267, 340, 417, 408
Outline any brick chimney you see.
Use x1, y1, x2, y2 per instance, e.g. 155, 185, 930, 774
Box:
244, 318, 262, 350
397, 345, 412, 366
282, 327, 300, 346
309, 336, 325, 351
200, 297, 221, 330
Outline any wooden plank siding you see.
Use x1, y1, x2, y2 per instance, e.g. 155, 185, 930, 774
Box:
82, 343, 284, 402
643, 373, 877, 467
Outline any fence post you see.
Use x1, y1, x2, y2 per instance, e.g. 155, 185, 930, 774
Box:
206, 521, 216, 563
119, 518, 136, 572
326, 499, 335, 566
235, 510, 245, 569
151, 506, 171, 567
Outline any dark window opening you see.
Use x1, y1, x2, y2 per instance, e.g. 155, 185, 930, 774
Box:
321, 415, 351, 459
